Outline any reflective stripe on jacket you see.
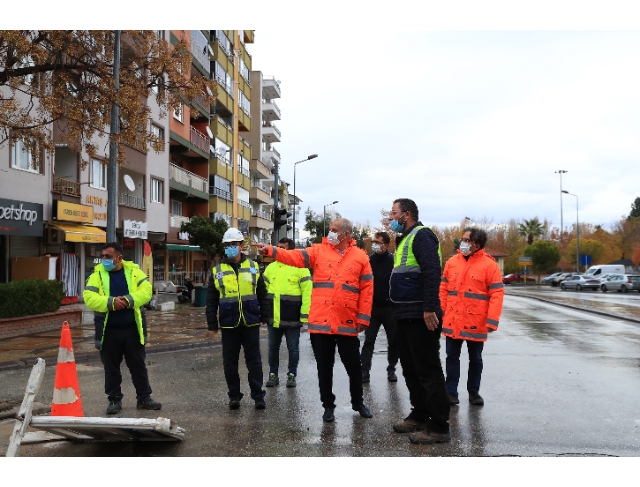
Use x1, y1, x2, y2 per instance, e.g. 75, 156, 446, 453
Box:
213, 259, 261, 328
263, 261, 312, 328
265, 238, 373, 336
439, 249, 504, 342
390, 225, 441, 303
83, 261, 152, 346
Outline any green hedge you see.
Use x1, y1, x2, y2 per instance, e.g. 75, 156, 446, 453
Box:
0, 279, 65, 319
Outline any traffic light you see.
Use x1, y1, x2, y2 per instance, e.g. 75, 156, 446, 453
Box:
274, 207, 291, 230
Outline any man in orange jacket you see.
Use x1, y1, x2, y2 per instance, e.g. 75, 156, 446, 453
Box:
439, 227, 504, 406
258, 218, 374, 422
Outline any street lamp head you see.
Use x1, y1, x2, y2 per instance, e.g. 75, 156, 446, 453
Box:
308, 154, 318, 160
555, 170, 568, 174
332, 200, 338, 204
562, 190, 569, 194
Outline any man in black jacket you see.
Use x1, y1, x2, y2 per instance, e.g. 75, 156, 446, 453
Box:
360, 231, 398, 383
388, 198, 450, 444
206, 228, 270, 410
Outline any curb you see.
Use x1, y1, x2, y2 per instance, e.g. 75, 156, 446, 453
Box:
508, 292, 640, 324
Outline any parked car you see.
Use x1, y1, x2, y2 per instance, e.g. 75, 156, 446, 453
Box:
595, 273, 614, 284
550, 272, 578, 287
600, 274, 640, 293
560, 275, 601, 291
503, 274, 536, 284
541, 272, 563, 284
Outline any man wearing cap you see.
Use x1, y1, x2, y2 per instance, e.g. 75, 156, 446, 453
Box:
206, 228, 270, 410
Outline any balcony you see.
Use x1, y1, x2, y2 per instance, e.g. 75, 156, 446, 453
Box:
192, 94, 209, 118
210, 187, 233, 201
250, 183, 272, 204
250, 158, 271, 179
170, 214, 190, 229
190, 126, 210, 155
262, 123, 281, 144
118, 193, 146, 210
52, 176, 80, 197
262, 77, 281, 99
262, 100, 281, 121
262, 148, 280, 165
190, 30, 210, 75
250, 210, 271, 230
169, 163, 209, 201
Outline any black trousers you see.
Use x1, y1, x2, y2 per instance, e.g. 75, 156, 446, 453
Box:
360, 304, 398, 372
221, 325, 265, 401
310, 333, 363, 410
100, 326, 152, 402
396, 318, 450, 434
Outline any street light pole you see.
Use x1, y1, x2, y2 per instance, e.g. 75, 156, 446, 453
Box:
292, 154, 318, 246
323, 200, 338, 237
563, 190, 579, 272
555, 170, 567, 244
106, 30, 121, 243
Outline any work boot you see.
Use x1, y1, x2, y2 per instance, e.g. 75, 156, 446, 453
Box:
322, 408, 335, 423
393, 417, 428, 433
448, 394, 460, 405
362, 369, 370, 383
106, 399, 122, 415
254, 397, 266, 410
387, 371, 398, 382
286, 373, 297, 388
469, 392, 484, 406
266, 373, 279, 387
229, 398, 241, 410
408, 430, 451, 444
354, 404, 373, 418
137, 397, 162, 410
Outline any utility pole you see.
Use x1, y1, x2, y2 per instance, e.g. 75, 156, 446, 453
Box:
272, 158, 279, 245
555, 170, 567, 244
106, 30, 121, 243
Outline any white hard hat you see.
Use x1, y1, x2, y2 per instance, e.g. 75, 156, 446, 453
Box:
222, 228, 244, 243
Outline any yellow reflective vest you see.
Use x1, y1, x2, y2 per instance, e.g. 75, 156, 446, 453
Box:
212, 259, 261, 328
263, 261, 312, 328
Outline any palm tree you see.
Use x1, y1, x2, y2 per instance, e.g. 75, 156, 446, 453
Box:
518, 217, 546, 245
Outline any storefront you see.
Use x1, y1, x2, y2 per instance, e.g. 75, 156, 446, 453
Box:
0, 198, 44, 283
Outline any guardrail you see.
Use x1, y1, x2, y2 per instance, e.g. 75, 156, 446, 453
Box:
52, 176, 80, 196
190, 126, 209, 154
118, 192, 146, 210
170, 163, 208, 194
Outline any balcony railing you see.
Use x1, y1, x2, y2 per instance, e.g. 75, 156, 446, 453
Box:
52, 176, 80, 196
240, 135, 251, 149
252, 210, 270, 220
170, 214, 191, 229
263, 123, 281, 138
215, 73, 234, 99
239, 166, 250, 178
239, 200, 251, 209
210, 187, 233, 201
252, 182, 270, 193
190, 126, 210, 154
191, 32, 210, 74
193, 94, 209, 114
118, 192, 146, 210
170, 163, 208, 194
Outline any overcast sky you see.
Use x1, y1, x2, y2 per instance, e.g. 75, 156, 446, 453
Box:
250, 28, 640, 231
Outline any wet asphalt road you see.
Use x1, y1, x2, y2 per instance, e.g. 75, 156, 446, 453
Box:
1, 292, 640, 457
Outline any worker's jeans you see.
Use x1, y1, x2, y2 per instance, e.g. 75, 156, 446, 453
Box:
100, 326, 152, 402
267, 325, 301, 376
221, 325, 265, 401
445, 337, 484, 396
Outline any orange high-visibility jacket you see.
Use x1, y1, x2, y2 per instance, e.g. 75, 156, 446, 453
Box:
439, 249, 504, 342
265, 238, 373, 336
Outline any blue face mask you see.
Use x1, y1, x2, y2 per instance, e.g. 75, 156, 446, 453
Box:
224, 245, 240, 259
102, 259, 116, 272
389, 214, 405, 233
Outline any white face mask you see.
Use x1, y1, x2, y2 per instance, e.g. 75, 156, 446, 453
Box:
460, 242, 472, 256
371, 243, 382, 254
327, 231, 340, 246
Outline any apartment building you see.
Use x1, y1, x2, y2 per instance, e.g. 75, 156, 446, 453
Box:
246, 71, 283, 245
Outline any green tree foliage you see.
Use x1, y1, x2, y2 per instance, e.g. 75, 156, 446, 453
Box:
351, 222, 371, 249
180, 215, 228, 259
563, 238, 606, 267
628, 197, 640, 220
304, 207, 340, 243
518, 217, 546, 245
524, 240, 561, 275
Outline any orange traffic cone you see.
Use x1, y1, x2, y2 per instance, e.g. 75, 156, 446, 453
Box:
51, 321, 84, 416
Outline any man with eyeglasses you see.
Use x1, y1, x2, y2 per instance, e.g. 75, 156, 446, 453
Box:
206, 227, 270, 410
388, 198, 450, 445
360, 231, 399, 384
439, 227, 504, 407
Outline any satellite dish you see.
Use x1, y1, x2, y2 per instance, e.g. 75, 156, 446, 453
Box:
206, 126, 213, 138
124, 174, 135, 192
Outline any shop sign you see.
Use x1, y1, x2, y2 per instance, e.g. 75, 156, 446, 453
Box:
52, 200, 94, 224
124, 220, 147, 239
0, 198, 43, 236
84, 195, 108, 224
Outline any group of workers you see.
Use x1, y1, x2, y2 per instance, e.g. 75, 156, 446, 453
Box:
83, 197, 504, 445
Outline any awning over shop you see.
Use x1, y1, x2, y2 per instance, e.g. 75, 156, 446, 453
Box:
49, 223, 106, 243
166, 244, 202, 251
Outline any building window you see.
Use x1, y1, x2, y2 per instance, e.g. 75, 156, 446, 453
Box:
89, 158, 107, 189
171, 200, 182, 216
154, 30, 164, 40
151, 178, 163, 203
173, 103, 183, 123
151, 123, 164, 150
11, 138, 40, 174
